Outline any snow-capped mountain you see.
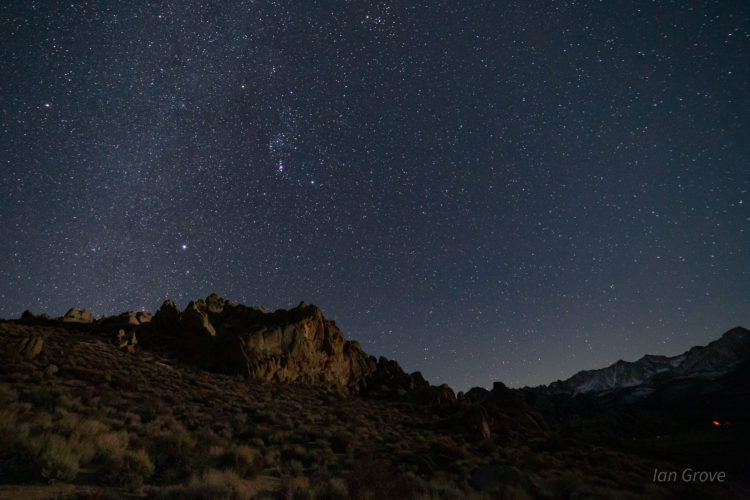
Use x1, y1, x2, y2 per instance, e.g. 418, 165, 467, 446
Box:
539, 327, 750, 396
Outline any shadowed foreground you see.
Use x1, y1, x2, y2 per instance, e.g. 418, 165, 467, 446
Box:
0, 299, 747, 499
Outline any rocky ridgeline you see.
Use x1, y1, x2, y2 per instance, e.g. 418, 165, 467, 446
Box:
20, 295, 456, 407
15, 297, 571, 445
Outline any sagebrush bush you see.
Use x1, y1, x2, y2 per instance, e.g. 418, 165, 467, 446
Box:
150, 429, 203, 482
330, 430, 352, 454
0, 411, 38, 482
0, 383, 19, 405
119, 448, 155, 488
39, 433, 80, 482
311, 477, 349, 500
278, 474, 311, 500
157, 468, 256, 500
218, 444, 264, 478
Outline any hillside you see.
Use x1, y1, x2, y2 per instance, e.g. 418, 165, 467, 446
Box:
0, 296, 748, 499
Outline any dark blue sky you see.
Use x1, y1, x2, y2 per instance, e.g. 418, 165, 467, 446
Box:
1, 1, 748, 390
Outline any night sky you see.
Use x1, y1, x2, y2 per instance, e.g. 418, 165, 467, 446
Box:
1, 1, 748, 390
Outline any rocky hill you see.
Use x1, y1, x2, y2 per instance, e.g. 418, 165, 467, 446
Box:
20, 294, 454, 406
2, 298, 748, 499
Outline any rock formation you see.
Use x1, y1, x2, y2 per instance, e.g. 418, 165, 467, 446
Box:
100, 311, 151, 331
12, 294, 457, 404
17, 336, 44, 360
62, 308, 94, 323
89, 293, 444, 399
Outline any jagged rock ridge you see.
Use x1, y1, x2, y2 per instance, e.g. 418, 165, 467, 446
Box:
22, 294, 454, 404
147, 295, 376, 392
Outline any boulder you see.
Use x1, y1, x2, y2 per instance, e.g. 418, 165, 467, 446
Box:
457, 405, 491, 441
433, 384, 457, 408
117, 329, 138, 352
206, 293, 233, 313
17, 336, 44, 360
20, 310, 51, 324
136, 311, 152, 323
181, 301, 216, 337
62, 308, 94, 323
152, 300, 180, 331
100, 311, 152, 331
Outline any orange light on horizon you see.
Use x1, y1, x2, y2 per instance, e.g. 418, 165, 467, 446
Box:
712, 421, 721, 426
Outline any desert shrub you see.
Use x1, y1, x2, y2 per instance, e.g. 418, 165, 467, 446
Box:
123, 411, 142, 427
347, 457, 419, 500
150, 430, 203, 482
268, 428, 292, 444
278, 474, 311, 500
78, 418, 110, 436
95, 430, 129, 456
0, 411, 39, 482
280, 414, 295, 430
90, 425, 153, 487
395, 452, 437, 475
51, 410, 82, 437
39, 433, 80, 481
57, 392, 78, 410
194, 427, 226, 453
330, 430, 352, 454
232, 411, 248, 431
159, 468, 256, 500
138, 399, 169, 424
143, 414, 180, 435
313, 445, 335, 469
283, 444, 312, 465
428, 439, 467, 461
112, 448, 155, 488
0, 383, 19, 405
284, 459, 305, 475
218, 445, 264, 478
30, 412, 54, 433
208, 444, 226, 457
311, 477, 348, 500
264, 446, 281, 468
410, 476, 468, 500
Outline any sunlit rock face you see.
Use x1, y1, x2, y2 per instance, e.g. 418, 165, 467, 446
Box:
62, 308, 94, 324
133, 295, 375, 392
90, 294, 455, 403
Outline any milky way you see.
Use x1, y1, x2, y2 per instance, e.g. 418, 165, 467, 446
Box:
1, 1, 748, 390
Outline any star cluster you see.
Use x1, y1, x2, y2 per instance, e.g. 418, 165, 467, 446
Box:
1, 1, 748, 390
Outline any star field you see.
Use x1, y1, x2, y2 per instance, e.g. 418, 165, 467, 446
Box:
1, 1, 748, 390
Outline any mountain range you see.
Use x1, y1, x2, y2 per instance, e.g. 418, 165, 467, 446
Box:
538, 326, 750, 399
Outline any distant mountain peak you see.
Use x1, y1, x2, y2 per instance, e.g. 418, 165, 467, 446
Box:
539, 327, 750, 396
